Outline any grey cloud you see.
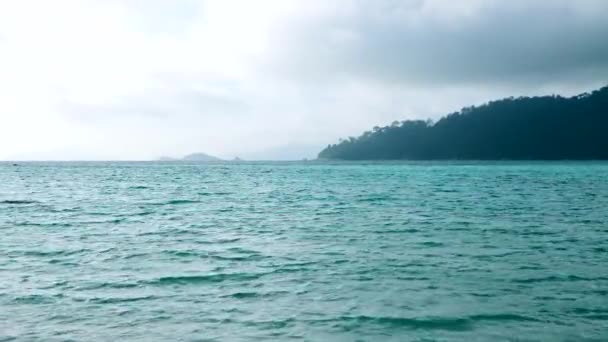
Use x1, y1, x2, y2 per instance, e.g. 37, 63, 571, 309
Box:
268, 0, 608, 86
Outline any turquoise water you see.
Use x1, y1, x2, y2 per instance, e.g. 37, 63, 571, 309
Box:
1, 161, 607, 341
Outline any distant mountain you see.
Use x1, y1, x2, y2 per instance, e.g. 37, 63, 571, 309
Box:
318, 85, 608, 160
158, 153, 222, 162
182, 153, 222, 162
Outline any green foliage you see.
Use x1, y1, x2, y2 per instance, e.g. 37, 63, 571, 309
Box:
318, 86, 608, 160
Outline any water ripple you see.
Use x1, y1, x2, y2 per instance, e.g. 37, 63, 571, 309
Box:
146, 272, 267, 286
2, 161, 608, 341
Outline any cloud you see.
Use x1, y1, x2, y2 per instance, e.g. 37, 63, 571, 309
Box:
266, 0, 608, 86
0, 0, 607, 160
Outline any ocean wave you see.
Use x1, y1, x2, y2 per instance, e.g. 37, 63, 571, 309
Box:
569, 307, 608, 318
198, 191, 233, 196
193, 237, 242, 245
220, 291, 290, 299
377, 228, 421, 234
12, 221, 73, 228
21, 249, 91, 257
128, 185, 150, 190
11, 294, 61, 304
3, 162, 608, 341
210, 255, 253, 261
75, 282, 140, 291
242, 318, 296, 330
0, 200, 38, 205
357, 196, 393, 203
513, 275, 608, 284
162, 250, 206, 258
419, 241, 444, 247
468, 313, 540, 322
115, 211, 154, 217
165, 199, 201, 205
322, 313, 540, 331
87, 295, 158, 304
327, 315, 473, 331
145, 272, 267, 286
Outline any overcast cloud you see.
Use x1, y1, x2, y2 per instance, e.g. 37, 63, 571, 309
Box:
1, 0, 607, 160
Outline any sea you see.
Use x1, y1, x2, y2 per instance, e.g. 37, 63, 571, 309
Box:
1, 161, 607, 341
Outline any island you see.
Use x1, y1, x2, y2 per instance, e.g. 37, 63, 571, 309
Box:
158, 153, 222, 162
182, 153, 222, 162
318, 86, 608, 160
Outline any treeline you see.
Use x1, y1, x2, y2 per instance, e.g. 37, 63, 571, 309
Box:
318, 86, 608, 160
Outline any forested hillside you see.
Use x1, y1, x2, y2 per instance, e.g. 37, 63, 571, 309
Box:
318, 86, 608, 160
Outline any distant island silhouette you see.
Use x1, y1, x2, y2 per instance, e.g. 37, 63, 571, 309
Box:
159, 153, 222, 162
318, 85, 608, 160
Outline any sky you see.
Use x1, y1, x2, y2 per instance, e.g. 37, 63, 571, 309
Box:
1, 0, 607, 161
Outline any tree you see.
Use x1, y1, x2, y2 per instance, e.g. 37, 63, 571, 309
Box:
318, 85, 608, 160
